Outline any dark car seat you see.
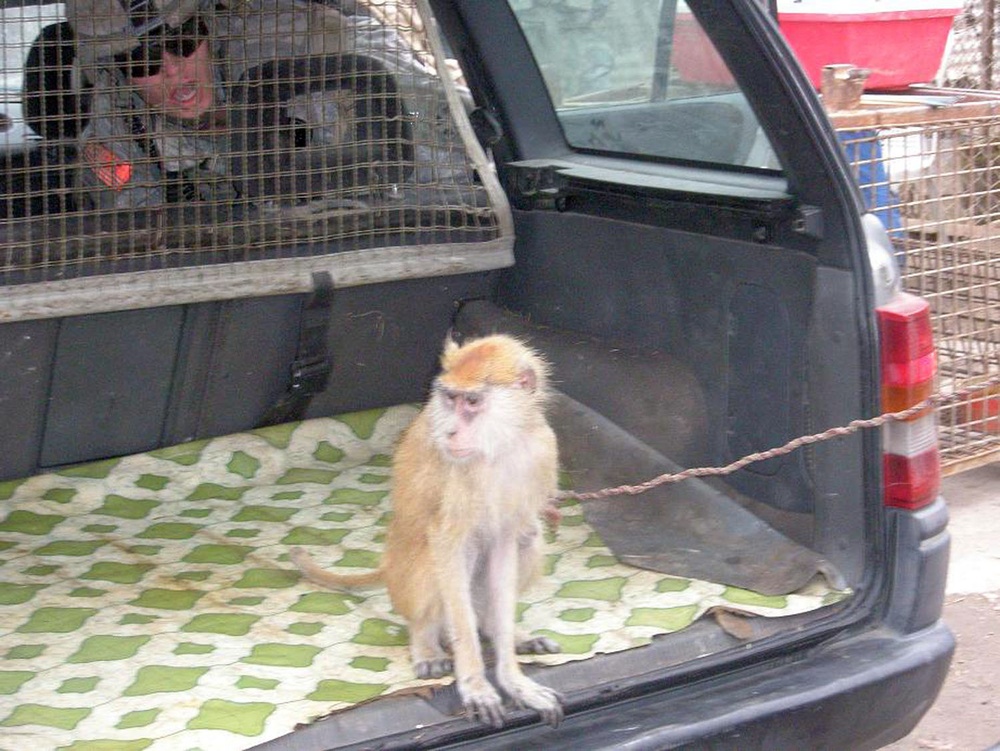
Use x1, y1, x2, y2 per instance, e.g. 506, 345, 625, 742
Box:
23, 20, 92, 142
229, 53, 414, 201
0, 21, 91, 217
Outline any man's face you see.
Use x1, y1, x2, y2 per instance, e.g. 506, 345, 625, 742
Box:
130, 40, 214, 121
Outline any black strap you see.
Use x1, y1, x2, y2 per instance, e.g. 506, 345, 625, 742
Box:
164, 171, 199, 202
257, 271, 335, 426
130, 115, 201, 203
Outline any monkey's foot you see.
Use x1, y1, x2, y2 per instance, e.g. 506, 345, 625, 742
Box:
410, 623, 452, 679
503, 675, 564, 727
457, 674, 506, 728
414, 657, 454, 679
516, 635, 561, 655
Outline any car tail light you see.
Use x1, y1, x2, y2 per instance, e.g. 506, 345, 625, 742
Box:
877, 292, 940, 510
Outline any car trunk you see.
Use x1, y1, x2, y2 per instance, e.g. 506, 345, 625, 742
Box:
0, 1, 881, 748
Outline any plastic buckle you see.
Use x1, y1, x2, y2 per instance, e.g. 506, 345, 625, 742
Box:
289, 356, 331, 395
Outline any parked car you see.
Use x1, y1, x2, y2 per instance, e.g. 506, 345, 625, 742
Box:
0, 1, 952, 750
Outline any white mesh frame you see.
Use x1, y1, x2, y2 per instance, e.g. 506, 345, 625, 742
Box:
0, 0, 514, 321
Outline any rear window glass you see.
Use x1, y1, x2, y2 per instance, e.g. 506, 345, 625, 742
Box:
509, 0, 781, 171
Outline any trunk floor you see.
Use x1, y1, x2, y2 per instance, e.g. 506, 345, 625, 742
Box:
0, 406, 845, 750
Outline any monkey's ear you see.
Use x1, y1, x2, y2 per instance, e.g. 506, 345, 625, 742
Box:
442, 331, 461, 357
516, 366, 538, 392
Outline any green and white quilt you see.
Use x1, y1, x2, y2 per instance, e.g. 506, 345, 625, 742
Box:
0, 406, 845, 750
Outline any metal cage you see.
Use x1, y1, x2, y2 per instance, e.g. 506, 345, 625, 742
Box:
832, 90, 1000, 473
0, 0, 513, 320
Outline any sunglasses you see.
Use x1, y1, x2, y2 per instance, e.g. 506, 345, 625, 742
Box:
114, 15, 209, 79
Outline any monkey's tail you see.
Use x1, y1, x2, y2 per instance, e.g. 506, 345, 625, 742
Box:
289, 546, 384, 589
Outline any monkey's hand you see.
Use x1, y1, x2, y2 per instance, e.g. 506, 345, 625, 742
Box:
457, 674, 506, 728
502, 674, 564, 728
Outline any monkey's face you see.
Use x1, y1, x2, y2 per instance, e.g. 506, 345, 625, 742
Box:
430, 385, 488, 462
429, 383, 525, 463
427, 335, 548, 464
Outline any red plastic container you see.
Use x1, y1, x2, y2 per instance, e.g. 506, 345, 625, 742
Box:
777, 1, 963, 89
674, 12, 732, 85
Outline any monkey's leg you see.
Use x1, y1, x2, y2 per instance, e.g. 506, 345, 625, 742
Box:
511, 522, 561, 657
484, 533, 564, 727
433, 534, 505, 727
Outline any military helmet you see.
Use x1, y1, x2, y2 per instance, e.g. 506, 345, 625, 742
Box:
66, 0, 206, 64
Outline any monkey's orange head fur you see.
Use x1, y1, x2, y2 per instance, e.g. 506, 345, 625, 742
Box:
439, 335, 549, 393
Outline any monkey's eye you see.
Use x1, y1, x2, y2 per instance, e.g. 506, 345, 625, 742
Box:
464, 392, 482, 407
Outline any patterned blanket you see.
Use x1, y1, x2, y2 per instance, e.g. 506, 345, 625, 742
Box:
0, 407, 845, 750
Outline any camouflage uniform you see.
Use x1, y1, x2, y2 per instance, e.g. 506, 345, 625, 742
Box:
68, 0, 450, 211
78, 49, 238, 209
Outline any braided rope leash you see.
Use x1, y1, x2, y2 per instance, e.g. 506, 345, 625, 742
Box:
558, 373, 1000, 503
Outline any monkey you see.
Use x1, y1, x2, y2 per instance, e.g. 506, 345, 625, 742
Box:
290, 334, 564, 728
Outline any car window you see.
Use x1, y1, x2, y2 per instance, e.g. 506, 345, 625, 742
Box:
509, 0, 781, 171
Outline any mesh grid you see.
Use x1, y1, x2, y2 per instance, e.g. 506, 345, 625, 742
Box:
939, 0, 984, 87
0, 0, 511, 313
836, 109, 1000, 471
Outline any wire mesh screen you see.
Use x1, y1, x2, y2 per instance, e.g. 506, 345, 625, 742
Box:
939, 0, 988, 88
0, 0, 510, 313
836, 108, 1000, 472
